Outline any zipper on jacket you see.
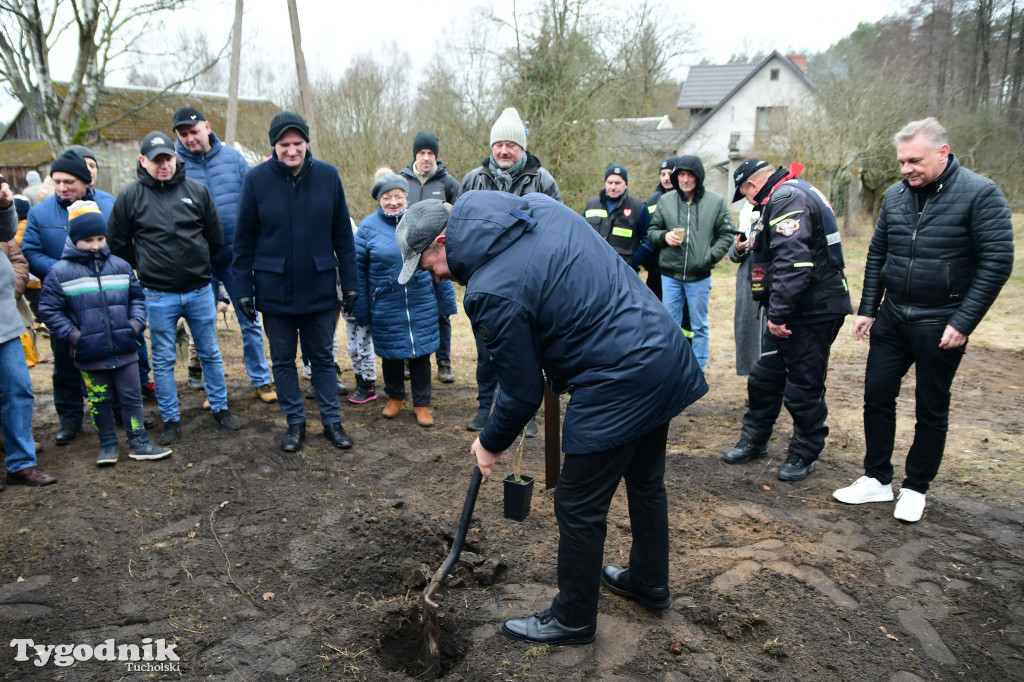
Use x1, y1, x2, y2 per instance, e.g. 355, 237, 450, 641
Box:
404, 286, 415, 356
94, 258, 116, 358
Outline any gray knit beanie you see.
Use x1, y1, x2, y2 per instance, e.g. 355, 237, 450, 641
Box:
371, 173, 409, 201
490, 107, 527, 150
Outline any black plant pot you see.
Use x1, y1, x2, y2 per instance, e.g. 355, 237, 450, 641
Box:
503, 474, 535, 521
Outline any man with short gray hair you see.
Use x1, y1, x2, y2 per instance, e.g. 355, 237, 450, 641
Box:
833, 117, 1014, 522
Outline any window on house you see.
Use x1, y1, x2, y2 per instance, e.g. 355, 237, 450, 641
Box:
770, 68, 780, 81
756, 107, 788, 140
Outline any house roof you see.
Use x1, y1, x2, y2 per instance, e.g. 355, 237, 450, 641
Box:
595, 116, 684, 159
0, 83, 279, 163
676, 64, 758, 109
676, 51, 816, 146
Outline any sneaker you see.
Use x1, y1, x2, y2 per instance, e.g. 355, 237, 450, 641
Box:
186, 368, 204, 390
158, 421, 181, 446
833, 476, 894, 504
212, 409, 241, 431
777, 454, 816, 482
348, 382, 377, 404
253, 383, 278, 403
467, 412, 488, 431
96, 444, 118, 466
894, 488, 926, 522
302, 363, 312, 380
141, 382, 157, 402
525, 417, 539, 438
128, 441, 172, 461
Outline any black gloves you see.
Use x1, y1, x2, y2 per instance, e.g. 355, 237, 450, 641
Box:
341, 290, 359, 316
236, 297, 257, 323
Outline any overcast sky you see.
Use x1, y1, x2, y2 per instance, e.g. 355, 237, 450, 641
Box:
1, 0, 906, 125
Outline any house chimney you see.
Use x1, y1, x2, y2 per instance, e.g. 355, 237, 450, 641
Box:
787, 54, 807, 73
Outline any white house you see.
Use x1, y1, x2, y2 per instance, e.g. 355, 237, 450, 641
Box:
674, 52, 816, 202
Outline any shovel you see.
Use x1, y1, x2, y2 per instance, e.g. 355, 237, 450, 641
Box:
422, 465, 483, 663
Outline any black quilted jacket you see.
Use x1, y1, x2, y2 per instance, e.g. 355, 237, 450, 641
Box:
858, 154, 1014, 335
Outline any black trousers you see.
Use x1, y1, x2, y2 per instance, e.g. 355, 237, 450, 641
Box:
381, 355, 431, 406
549, 421, 671, 627
50, 333, 84, 428
264, 310, 341, 427
81, 362, 147, 447
863, 309, 965, 493
741, 317, 844, 461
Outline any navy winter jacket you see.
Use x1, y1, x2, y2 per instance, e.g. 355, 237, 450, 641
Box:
447, 190, 708, 454
859, 154, 1014, 335
176, 131, 250, 246
37, 240, 146, 371
232, 150, 357, 316
22, 189, 116, 280
353, 207, 456, 360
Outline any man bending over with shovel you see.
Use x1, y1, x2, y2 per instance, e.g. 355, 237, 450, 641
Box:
396, 192, 708, 646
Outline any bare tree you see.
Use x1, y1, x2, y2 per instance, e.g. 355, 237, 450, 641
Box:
0, 0, 221, 155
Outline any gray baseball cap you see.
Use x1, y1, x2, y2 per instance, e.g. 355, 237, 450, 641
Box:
396, 200, 451, 285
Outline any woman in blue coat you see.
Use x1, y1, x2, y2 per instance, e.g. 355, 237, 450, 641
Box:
353, 171, 456, 426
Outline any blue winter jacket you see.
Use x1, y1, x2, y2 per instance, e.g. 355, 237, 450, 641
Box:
233, 150, 356, 316
22, 189, 116, 280
175, 131, 249, 246
447, 190, 708, 454
353, 207, 456, 360
37, 239, 146, 371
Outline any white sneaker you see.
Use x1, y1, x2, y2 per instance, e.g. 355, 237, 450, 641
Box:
894, 489, 926, 522
832, 476, 894, 504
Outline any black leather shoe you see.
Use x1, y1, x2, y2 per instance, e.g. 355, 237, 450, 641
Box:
323, 423, 353, 449
281, 423, 306, 452
54, 423, 80, 446
601, 566, 671, 612
500, 609, 596, 646
723, 439, 768, 464
777, 456, 816, 481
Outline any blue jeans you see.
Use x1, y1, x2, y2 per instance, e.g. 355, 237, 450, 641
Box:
661, 275, 710, 371
0, 337, 38, 473
145, 285, 228, 422
212, 248, 272, 387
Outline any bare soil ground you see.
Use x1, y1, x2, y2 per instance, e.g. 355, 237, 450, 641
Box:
2, 224, 1023, 681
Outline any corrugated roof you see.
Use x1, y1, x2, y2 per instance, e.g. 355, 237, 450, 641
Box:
676, 64, 758, 108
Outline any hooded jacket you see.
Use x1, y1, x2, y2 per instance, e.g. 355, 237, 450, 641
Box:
647, 155, 734, 281
175, 131, 250, 246
22, 189, 116, 280
232, 150, 356, 316
858, 154, 1013, 335
108, 160, 224, 293
0, 204, 27, 344
353, 207, 456, 359
37, 239, 146, 371
400, 160, 462, 205
447, 190, 708, 455
460, 152, 563, 202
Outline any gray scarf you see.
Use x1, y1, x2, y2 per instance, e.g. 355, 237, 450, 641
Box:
488, 154, 527, 193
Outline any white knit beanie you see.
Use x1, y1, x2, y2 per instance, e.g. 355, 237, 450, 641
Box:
490, 107, 527, 150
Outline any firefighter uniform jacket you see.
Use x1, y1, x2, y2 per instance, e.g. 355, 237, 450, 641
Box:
582, 190, 648, 265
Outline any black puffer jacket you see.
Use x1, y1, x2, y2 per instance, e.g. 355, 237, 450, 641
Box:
858, 154, 1014, 335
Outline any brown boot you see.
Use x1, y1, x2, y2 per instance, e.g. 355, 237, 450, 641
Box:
382, 398, 403, 419
414, 406, 434, 427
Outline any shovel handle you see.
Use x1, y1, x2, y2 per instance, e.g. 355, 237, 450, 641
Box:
424, 465, 483, 607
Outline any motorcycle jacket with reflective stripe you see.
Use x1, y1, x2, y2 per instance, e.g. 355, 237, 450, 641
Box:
750, 171, 852, 325
583, 190, 647, 264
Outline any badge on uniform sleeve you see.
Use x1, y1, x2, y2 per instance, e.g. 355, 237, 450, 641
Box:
775, 219, 800, 237
623, 208, 632, 217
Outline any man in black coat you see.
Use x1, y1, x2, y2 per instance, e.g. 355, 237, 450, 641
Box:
833, 117, 1014, 522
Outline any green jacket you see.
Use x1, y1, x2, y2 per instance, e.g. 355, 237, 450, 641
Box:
648, 189, 734, 281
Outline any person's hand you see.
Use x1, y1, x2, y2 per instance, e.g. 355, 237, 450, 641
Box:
768, 320, 791, 338
733, 233, 749, 252
939, 325, 968, 350
0, 179, 12, 209
341, 290, 358, 316
471, 437, 502, 478
665, 230, 683, 247
852, 315, 874, 341
235, 297, 257, 323
216, 300, 229, 314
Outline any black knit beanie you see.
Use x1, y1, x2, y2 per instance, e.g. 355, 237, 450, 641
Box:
605, 163, 628, 184
50, 150, 92, 184
268, 111, 310, 145
413, 131, 439, 158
